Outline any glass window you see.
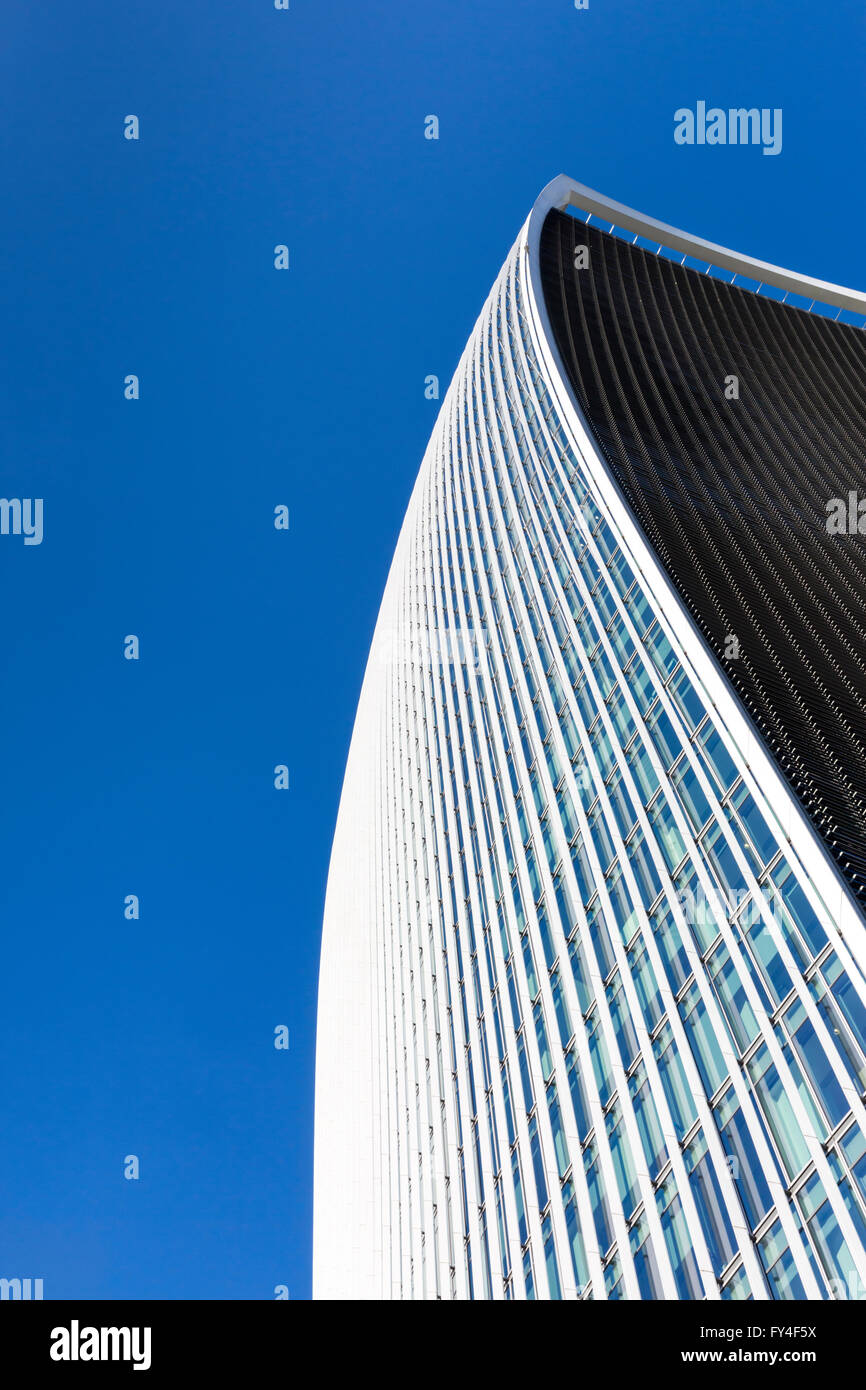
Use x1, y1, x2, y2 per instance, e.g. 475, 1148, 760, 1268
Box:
590, 722, 617, 781
707, 941, 760, 1052
694, 721, 738, 796
629, 1062, 668, 1180
674, 859, 723, 953
630, 1211, 663, 1299
625, 658, 656, 716
506, 959, 523, 1030
590, 645, 616, 700
537, 902, 557, 972
574, 677, 597, 734
720, 1264, 752, 1300
700, 823, 744, 903
840, 1124, 866, 1197
562, 1178, 590, 1292
797, 1171, 860, 1297
603, 1251, 625, 1299
649, 901, 691, 994
571, 834, 595, 905
648, 796, 686, 875
653, 1022, 697, 1140
773, 1029, 829, 1143
576, 605, 600, 657
608, 614, 636, 669
566, 1047, 592, 1141
541, 817, 559, 876
645, 623, 678, 682
625, 586, 653, 638
608, 549, 635, 598
605, 1102, 640, 1217
553, 873, 576, 945
594, 578, 617, 633
516, 1030, 535, 1112
747, 1043, 810, 1181
607, 974, 640, 1070
533, 1000, 553, 1083
668, 665, 704, 734
522, 1247, 535, 1300
628, 935, 664, 1031
646, 703, 681, 770
528, 1113, 548, 1210
736, 898, 792, 1007
627, 827, 663, 910
556, 784, 579, 844
607, 686, 637, 747
587, 900, 617, 979
521, 928, 539, 1000
779, 996, 849, 1129
561, 706, 583, 761
626, 738, 660, 804
567, 930, 594, 1014
593, 521, 617, 567
679, 980, 728, 1097
835, 1129, 866, 1252
511, 1147, 529, 1245
758, 1219, 806, 1300
587, 1009, 614, 1108
671, 758, 712, 834
512, 876, 527, 933
501, 1061, 517, 1146
550, 966, 573, 1047
684, 1130, 737, 1276
657, 1174, 704, 1298
588, 800, 616, 876
768, 860, 827, 959
714, 1086, 772, 1230
725, 783, 777, 870
812, 952, 866, 1084
584, 1139, 613, 1252
526, 843, 543, 902
607, 769, 637, 841
546, 1083, 569, 1180
494, 1179, 511, 1282
606, 864, 640, 946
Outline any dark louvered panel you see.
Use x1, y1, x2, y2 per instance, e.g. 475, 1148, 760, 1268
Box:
540, 208, 866, 908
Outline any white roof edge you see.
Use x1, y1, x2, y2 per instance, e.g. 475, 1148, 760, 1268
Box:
530, 173, 866, 316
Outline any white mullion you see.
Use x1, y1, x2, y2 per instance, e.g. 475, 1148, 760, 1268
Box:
424, 434, 492, 1293
433, 433, 509, 1300
394, 585, 440, 1298
405, 516, 454, 1300
418, 464, 472, 1300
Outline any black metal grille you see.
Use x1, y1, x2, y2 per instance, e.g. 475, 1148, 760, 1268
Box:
540, 207, 866, 909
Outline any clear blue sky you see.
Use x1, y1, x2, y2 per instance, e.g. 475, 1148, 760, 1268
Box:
0, 0, 861, 1300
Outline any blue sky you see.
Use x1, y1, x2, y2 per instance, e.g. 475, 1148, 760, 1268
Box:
0, 0, 861, 1300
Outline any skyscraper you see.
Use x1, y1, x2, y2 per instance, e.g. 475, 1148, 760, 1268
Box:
313, 175, 866, 1300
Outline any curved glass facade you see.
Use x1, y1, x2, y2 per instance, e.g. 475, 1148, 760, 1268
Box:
314, 180, 866, 1300
540, 206, 866, 910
